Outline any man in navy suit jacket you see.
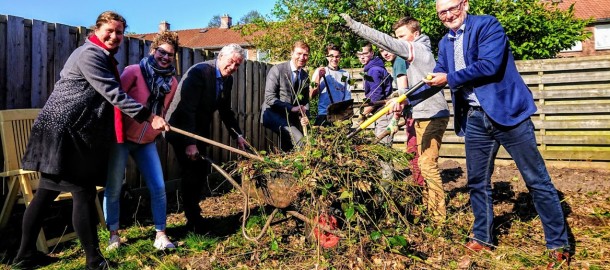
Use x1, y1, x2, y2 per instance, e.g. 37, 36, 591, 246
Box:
424, 0, 570, 266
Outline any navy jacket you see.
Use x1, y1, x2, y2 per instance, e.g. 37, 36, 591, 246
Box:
432, 15, 536, 136
363, 56, 392, 102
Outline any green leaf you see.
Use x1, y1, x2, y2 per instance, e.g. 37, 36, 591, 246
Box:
345, 206, 355, 220
388, 235, 407, 247
370, 231, 382, 241
338, 191, 352, 200
270, 239, 279, 251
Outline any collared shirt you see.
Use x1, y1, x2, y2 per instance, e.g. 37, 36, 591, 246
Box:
450, 22, 480, 106
289, 61, 300, 84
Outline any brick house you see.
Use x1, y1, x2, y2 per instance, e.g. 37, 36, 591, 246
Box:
131, 15, 269, 62
554, 0, 610, 57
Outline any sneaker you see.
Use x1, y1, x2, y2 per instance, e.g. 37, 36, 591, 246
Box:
106, 234, 121, 251
153, 235, 176, 250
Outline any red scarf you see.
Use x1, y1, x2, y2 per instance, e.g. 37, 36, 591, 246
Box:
88, 35, 125, 143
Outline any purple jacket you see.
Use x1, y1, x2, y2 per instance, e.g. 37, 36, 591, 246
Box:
364, 56, 392, 102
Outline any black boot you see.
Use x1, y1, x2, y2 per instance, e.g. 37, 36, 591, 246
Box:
12, 251, 59, 269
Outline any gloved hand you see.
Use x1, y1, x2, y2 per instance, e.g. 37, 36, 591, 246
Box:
386, 118, 399, 135
356, 114, 367, 125
340, 13, 353, 27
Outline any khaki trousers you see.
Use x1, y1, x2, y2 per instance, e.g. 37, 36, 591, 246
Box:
415, 117, 449, 221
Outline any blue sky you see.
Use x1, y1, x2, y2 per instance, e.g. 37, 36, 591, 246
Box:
0, 0, 277, 34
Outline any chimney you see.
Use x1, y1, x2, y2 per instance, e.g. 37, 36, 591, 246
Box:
158, 21, 170, 33
220, 14, 232, 29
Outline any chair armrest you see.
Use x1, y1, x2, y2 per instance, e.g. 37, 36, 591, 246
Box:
0, 169, 37, 178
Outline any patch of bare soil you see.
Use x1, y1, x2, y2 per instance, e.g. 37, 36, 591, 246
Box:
180, 161, 610, 269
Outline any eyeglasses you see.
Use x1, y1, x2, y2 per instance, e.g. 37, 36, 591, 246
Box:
437, 0, 464, 19
326, 54, 341, 59
156, 48, 175, 58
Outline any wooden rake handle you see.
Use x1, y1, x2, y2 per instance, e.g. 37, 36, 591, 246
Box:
169, 127, 264, 161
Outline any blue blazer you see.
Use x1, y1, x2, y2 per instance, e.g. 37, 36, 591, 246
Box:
432, 15, 536, 136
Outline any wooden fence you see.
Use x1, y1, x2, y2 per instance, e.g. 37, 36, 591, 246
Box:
1, 14, 609, 193
348, 55, 610, 169
0, 15, 278, 190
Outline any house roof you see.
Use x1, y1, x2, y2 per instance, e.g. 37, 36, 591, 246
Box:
131, 27, 256, 49
551, 0, 610, 22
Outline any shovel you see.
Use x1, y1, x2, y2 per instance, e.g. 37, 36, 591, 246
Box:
346, 80, 425, 139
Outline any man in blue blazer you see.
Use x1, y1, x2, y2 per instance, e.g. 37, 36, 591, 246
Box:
424, 0, 570, 266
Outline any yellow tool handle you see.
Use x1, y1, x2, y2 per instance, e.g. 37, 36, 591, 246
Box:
358, 94, 407, 129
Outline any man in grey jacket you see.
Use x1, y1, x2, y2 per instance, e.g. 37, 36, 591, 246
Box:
261, 41, 311, 151
341, 14, 451, 222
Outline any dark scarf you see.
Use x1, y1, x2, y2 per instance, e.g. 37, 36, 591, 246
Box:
139, 55, 175, 116
88, 35, 128, 143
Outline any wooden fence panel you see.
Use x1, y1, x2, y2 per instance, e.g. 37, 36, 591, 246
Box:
344, 55, 610, 169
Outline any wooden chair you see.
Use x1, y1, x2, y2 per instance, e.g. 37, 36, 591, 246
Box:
0, 109, 106, 253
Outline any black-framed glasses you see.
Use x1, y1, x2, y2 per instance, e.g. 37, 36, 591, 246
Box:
156, 48, 175, 58
437, 0, 464, 19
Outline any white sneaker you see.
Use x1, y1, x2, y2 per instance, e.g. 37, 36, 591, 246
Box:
153, 235, 176, 250
106, 234, 121, 251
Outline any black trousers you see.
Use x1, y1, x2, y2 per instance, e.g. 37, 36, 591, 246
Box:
168, 140, 211, 224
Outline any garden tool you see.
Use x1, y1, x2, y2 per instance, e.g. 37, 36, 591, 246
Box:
347, 80, 426, 139
169, 127, 263, 161
323, 77, 355, 123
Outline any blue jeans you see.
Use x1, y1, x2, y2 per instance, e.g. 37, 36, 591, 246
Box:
104, 142, 167, 231
464, 108, 568, 249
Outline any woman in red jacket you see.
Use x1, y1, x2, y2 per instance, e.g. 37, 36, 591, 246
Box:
103, 31, 179, 251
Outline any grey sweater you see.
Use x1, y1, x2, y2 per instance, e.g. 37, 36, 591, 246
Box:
345, 18, 450, 119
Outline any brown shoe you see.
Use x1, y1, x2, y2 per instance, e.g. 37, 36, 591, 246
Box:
547, 248, 570, 269
465, 240, 491, 252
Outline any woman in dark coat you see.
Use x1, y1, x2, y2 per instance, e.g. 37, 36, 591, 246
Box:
14, 11, 170, 270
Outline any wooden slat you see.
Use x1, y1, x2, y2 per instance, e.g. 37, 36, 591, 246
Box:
53, 23, 70, 84
394, 133, 610, 145
0, 15, 7, 110
245, 61, 254, 144
180, 47, 192, 81
516, 55, 610, 72
532, 88, 610, 99
127, 38, 141, 65
31, 19, 48, 108
7, 16, 26, 109
537, 103, 610, 114
435, 144, 610, 161
522, 70, 610, 85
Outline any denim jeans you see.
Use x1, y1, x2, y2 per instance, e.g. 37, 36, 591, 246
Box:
465, 109, 568, 249
104, 142, 167, 232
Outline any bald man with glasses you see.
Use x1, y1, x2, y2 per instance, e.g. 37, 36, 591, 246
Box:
424, 0, 571, 267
